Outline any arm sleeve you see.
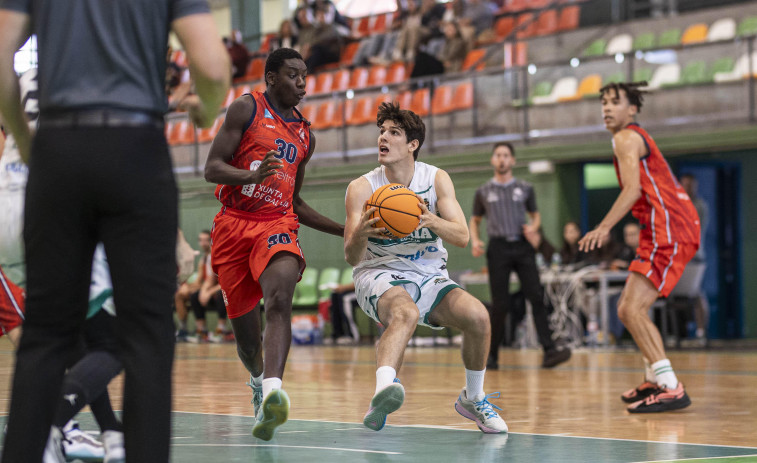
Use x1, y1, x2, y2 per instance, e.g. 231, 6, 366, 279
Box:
172, 0, 210, 21
472, 188, 485, 217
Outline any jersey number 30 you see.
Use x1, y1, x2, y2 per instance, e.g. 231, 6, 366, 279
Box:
267, 232, 292, 249
274, 138, 298, 164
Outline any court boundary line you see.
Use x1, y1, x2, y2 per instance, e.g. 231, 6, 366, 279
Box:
173, 443, 402, 455
632, 455, 757, 463
170, 412, 757, 450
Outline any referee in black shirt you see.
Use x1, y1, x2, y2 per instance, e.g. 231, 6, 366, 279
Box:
470, 143, 571, 369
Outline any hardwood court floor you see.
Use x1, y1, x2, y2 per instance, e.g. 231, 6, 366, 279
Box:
2, 339, 757, 462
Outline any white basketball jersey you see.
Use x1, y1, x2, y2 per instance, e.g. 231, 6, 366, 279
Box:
356, 161, 449, 274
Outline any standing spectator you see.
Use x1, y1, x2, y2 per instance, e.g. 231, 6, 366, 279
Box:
469, 142, 571, 370
298, 7, 343, 72
225, 30, 251, 80
460, 0, 495, 39
0, 1, 230, 462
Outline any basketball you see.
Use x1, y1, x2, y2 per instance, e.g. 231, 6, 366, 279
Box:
365, 183, 421, 238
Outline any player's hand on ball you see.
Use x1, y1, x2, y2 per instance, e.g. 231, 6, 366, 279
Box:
250, 151, 283, 184
415, 195, 434, 230
361, 206, 388, 237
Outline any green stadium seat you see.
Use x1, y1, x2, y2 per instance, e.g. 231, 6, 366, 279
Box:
657, 28, 681, 48
513, 80, 552, 107
604, 71, 626, 84
632, 32, 656, 51
317, 267, 341, 301
708, 57, 735, 81
737, 16, 757, 37
340, 268, 353, 286
632, 67, 653, 84
663, 61, 707, 87
293, 268, 319, 308
582, 38, 607, 57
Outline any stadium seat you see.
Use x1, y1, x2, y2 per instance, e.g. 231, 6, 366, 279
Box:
430, 84, 454, 115
409, 88, 430, 116
258, 33, 276, 53
713, 52, 757, 82
582, 39, 607, 57
165, 120, 178, 145
171, 119, 196, 145
737, 16, 757, 37
353, 16, 370, 38
708, 56, 735, 81
332, 69, 351, 92
462, 48, 487, 71
532, 76, 577, 105
515, 13, 537, 39
349, 67, 369, 89
299, 103, 317, 122
317, 267, 341, 301
493, 16, 516, 40
395, 90, 412, 110
340, 268, 353, 285
171, 50, 187, 68
387, 62, 408, 84
559, 74, 602, 101
371, 13, 390, 34
535, 9, 558, 37
657, 28, 681, 48
314, 72, 334, 95
604, 71, 626, 84
451, 82, 474, 111
513, 80, 552, 107
305, 75, 316, 95
332, 100, 346, 128
663, 61, 707, 87
633, 67, 653, 83
243, 58, 265, 82
707, 18, 736, 42
346, 96, 373, 125
647, 63, 681, 89
681, 23, 708, 45
340, 41, 361, 67
632, 32, 656, 51
369, 93, 392, 121
605, 34, 632, 55
556, 5, 580, 32
197, 116, 224, 144
367, 65, 387, 86
311, 101, 337, 130
293, 268, 319, 308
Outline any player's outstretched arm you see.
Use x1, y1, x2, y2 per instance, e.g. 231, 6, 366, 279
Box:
292, 132, 345, 236
344, 177, 386, 266
469, 215, 486, 257
421, 169, 469, 248
204, 97, 282, 185
0, 10, 31, 163
579, 129, 643, 252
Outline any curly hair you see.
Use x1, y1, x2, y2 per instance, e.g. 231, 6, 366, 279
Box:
376, 101, 426, 160
599, 81, 648, 112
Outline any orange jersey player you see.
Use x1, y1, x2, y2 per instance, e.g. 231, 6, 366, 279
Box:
204, 48, 344, 441
579, 81, 700, 413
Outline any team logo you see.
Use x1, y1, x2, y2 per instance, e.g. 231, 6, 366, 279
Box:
433, 278, 448, 285
264, 108, 274, 119
390, 274, 405, 281
241, 161, 262, 197
512, 187, 524, 202
487, 191, 499, 203
298, 127, 306, 144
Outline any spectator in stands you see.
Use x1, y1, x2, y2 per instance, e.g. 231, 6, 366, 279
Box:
680, 173, 709, 343
174, 230, 210, 341
271, 19, 299, 52
298, 6, 344, 72
328, 282, 358, 344
302, 0, 351, 37
612, 222, 640, 270
439, 20, 470, 72
188, 253, 233, 344
166, 47, 193, 112
525, 226, 556, 267
225, 30, 251, 80
560, 221, 587, 266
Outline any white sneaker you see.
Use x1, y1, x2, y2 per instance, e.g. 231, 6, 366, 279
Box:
252, 389, 290, 441
101, 430, 125, 463
62, 420, 104, 460
245, 375, 264, 425
454, 388, 508, 433
43, 426, 66, 463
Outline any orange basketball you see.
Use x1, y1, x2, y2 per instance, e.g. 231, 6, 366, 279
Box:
365, 183, 421, 238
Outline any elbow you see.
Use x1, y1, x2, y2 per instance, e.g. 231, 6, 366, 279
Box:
203, 163, 215, 183
455, 227, 470, 248
345, 253, 358, 267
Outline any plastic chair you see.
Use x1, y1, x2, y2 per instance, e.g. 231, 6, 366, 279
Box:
243, 58, 265, 81
557, 5, 580, 32
305, 75, 316, 96
222, 87, 236, 108
632, 32, 656, 51
513, 80, 552, 107
605, 34, 632, 55
535, 9, 558, 37
494, 16, 516, 40
647, 63, 681, 89
371, 13, 389, 35
172, 120, 196, 145
311, 101, 337, 130
708, 57, 735, 82
461, 48, 487, 71
681, 23, 708, 45
558, 74, 602, 101
387, 62, 408, 84
395, 90, 412, 110
707, 18, 736, 42
349, 67, 369, 89
532, 76, 577, 105
299, 103, 317, 123
675, 61, 709, 86
737, 16, 757, 37
293, 268, 319, 308
340, 42, 361, 67
652, 262, 707, 348
430, 84, 454, 115
332, 69, 351, 92
633, 67, 653, 83
346, 96, 373, 125
713, 52, 757, 82
657, 28, 681, 48
409, 88, 430, 116
582, 38, 607, 57
367, 65, 387, 87
604, 71, 626, 85
314, 72, 334, 95
317, 267, 341, 301
370, 93, 393, 119
197, 116, 224, 144
515, 13, 537, 39
451, 81, 474, 111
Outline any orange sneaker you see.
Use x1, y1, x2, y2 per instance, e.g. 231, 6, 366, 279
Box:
621, 381, 659, 404
627, 382, 691, 413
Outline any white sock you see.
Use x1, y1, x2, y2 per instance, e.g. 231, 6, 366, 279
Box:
251, 373, 263, 387
651, 359, 678, 389
643, 358, 656, 383
465, 369, 486, 402
375, 366, 397, 394
262, 377, 282, 398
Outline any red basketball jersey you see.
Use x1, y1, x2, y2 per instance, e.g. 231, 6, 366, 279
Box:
614, 123, 700, 246
214, 91, 311, 215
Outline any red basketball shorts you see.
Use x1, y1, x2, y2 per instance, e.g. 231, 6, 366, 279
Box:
629, 240, 698, 297
0, 266, 25, 336
211, 207, 305, 319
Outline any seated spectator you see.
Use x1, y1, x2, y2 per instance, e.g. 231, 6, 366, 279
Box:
165, 47, 192, 112
328, 282, 358, 344
303, 0, 351, 37
188, 244, 233, 343
525, 226, 556, 267
409, 36, 445, 80
439, 20, 470, 72
271, 19, 299, 52
560, 221, 588, 266
459, 0, 495, 40
611, 222, 640, 270
174, 229, 209, 341
224, 30, 251, 80
298, 7, 343, 72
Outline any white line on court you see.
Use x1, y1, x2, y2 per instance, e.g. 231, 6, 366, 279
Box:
331, 428, 363, 431
630, 454, 757, 463
174, 444, 401, 455
278, 431, 309, 434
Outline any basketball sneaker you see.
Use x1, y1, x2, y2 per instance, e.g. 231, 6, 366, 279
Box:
101, 430, 125, 463
363, 378, 405, 431
252, 389, 290, 441
61, 420, 104, 461
621, 380, 659, 404
454, 389, 508, 433
246, 375, 264, 424
43, 426, 66, 463
627, 382, 691, 413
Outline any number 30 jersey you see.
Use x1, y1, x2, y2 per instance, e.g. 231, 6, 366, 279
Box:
214, 91, 311, 215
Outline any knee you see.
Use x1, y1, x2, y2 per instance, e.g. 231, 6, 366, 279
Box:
236, 337, 262, 360
263, 290, 293, 315
386, 304, 419, 329
617, 301, 637, 325
469, 303, 492, 336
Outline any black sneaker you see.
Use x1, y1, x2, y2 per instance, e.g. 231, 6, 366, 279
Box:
621, 381, 659, 404
627, 382, 691, 413
542, 347, 571, 368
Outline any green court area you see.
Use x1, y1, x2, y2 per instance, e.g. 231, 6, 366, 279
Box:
4, 413, 754, 463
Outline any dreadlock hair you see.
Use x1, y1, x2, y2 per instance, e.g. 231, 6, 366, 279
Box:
376, 101, 426, 160
264, 48, 304, 85
599, 81, 648, 112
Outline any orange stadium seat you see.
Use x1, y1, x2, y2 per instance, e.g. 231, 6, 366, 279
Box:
349, 67, 369, 89
197, 116, 224, 144
535, 9, 558, 36
346, 96, 373, 125
314, 72, 334, 95
171, 120, 196, 145
516, 13, 537, 39
557, 5, 580, 32
259, 33, 276, 53
367, 65, 388, 86
462, 48, 487, 71
371, 93, 393, 115
340, 42, 361, 67
171, 50, 187, 68
681, 23, 709, 45
558, 74, 602, 102
311, 101, 336, 130
242, 58, 265, 82
332, 69, 351, 92
409, 88, 430, 116
165, 121, 177, 145
430, 84, 453, 115
371, 13, 390, 34
451, 81, 474, 111
305, 74, 316, 95
332, 100, 346, 128
387, 62, 408, 84
494, 16, 516, 40
353, 16, 370, 37
395, 90, 412, 110
299, 103, 316, 122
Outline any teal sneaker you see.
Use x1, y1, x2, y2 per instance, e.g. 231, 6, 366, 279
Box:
454, 388, 508, 433
252, 389, 290, 441
246, 375, 264, 424
363, 379, 404, 431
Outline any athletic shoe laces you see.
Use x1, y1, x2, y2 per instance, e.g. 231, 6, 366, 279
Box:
474, 392, 502, 418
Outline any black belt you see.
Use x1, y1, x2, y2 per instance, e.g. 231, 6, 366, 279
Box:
39, 109, 164, 129
492, 236, 524, 243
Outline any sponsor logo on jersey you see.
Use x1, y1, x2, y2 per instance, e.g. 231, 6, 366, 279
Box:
433, 278, 448, 285
265, 124, 276, 129
264, 108, 274, 119
390, 274, 405, 281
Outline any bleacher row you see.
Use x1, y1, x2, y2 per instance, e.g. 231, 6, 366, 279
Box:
292, 267, 352, 309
